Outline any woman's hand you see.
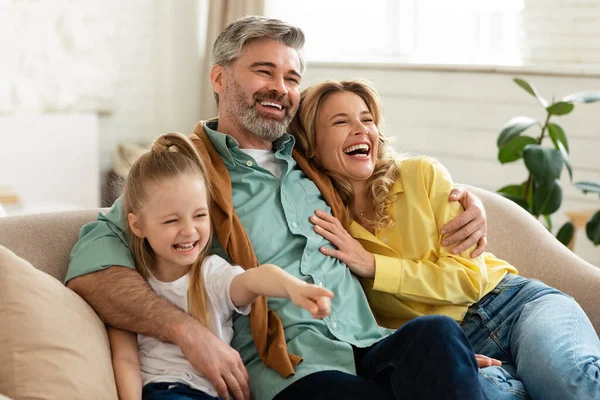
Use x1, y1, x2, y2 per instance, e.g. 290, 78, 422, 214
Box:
442, 186, 488, 258
310, 210, 376, 278
475, 354, 502, 368
285, 280, 333, 319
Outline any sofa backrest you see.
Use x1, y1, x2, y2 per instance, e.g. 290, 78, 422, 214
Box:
0, 209, 104, 281
1, 188, 599, 332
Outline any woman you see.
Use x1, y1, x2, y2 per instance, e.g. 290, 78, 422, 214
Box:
288, 79, 600, 400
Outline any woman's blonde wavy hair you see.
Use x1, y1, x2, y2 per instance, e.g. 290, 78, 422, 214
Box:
123, 132, 214, 329
289, 80, 401, 229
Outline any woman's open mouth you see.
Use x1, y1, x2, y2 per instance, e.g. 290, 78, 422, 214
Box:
343, 143, 371, 159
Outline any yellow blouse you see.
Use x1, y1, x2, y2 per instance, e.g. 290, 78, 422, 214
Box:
350, 156, 518, 329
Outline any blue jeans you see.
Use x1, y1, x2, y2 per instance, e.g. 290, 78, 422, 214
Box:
462, 273, 600, 400
142, 382, 221, 400
274, 315, 485, 400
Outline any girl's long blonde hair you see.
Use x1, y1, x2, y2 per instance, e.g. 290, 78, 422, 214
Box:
123, 132, 214, 329
289, 80, 401, 229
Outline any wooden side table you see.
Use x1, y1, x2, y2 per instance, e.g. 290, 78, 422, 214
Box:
0, 192, 19, 205
0, 190, 19, 217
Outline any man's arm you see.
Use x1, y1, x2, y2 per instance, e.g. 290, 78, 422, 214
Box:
441, 186, 488, 258
67, 266, 250, 400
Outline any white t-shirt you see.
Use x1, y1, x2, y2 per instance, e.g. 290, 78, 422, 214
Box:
137, 255, 251, 396
240, 148, 285, 179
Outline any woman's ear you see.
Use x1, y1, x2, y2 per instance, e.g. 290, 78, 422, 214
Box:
128, 213, 144, 238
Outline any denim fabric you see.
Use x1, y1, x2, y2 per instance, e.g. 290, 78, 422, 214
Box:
462, 273, 600, 400
275, 315, 485, 400
142, 382, 221, 400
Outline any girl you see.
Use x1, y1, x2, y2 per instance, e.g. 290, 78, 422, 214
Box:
107, 132, 333, 400
289, 79, 600, 400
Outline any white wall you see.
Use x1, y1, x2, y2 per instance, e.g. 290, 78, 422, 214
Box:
96, 0, 202, 175
0, 0, 204, 196
302, 63, 600, 265
522, 0, 600, 65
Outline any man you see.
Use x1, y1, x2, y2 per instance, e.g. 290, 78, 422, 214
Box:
67, 16, 488, 400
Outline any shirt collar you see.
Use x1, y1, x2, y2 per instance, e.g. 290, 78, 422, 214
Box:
348, 177, 404, 251
390, 180, 404, 195
203, 119, 295, 163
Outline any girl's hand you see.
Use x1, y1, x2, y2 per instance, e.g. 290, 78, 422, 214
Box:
310, 210, 376, 278
475, 354, 502, 368
286, 281, 334, 319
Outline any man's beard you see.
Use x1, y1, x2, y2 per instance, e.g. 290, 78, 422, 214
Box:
224, 75, 296, 142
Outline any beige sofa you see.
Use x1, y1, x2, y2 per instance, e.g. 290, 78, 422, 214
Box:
1, 186, 599, 399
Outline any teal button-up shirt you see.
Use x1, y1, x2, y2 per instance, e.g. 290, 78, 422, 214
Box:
66, 121, 392, 400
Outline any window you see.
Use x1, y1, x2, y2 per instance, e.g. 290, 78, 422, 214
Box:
265, 0, 524, 65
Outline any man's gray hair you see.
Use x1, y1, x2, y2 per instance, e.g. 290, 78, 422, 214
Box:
212, 15, 306, 76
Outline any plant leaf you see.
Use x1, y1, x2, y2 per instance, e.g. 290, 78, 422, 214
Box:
543, 214, 553, 231
586, 211, 600, 245
523, 145, 564, 184
561, 149, 573, 182
546, 123, 572, 180
498, 136, 538, 164
556, 221, 574, 247
514, 78, 548, 107
574, 181, 600, 194
563, 91, 600, 104
498, 183, 526, 198
498, 193, 530, 211
532, 179, 563, 215
497, 117, 539, 148
547, 123, 570, 153
546, 102, 575, 116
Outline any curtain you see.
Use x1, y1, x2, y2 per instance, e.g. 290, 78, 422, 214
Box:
199, 0, 266, 119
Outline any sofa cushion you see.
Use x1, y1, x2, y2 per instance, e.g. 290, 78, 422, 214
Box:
0, 246, 118, 400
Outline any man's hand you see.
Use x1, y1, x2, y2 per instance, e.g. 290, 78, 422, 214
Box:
68, 267, 249, 400
476, 354, 502, 368
175, 320, 250, 400
441, 186, 488, 258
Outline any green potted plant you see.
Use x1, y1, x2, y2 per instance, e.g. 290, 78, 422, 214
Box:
496, 78, 600, 246
574, 180, 600, 245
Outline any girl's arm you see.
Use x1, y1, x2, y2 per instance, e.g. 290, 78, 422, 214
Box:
229, 264, 334, 318
107, 327, 143, 400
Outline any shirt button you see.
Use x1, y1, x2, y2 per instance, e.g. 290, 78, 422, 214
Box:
382, 238, 388, 243
246, 160, 253, 166
331, 319, 338, 330
292, 222, 297, 228
429, 305, 437, 311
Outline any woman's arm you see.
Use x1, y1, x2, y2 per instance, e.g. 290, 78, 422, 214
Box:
107, 327, 143, 400
229, 264, 334, 318
310, 158, 494, 306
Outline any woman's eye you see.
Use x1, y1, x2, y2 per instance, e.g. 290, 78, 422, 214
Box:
194, 213, 208, 219
333, 120, 346, 125
164, 219, 177, 224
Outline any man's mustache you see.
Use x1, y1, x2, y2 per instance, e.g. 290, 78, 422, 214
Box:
253, 91, 292, 109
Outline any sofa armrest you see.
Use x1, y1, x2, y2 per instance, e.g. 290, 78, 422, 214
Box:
465, 185, 600, 333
